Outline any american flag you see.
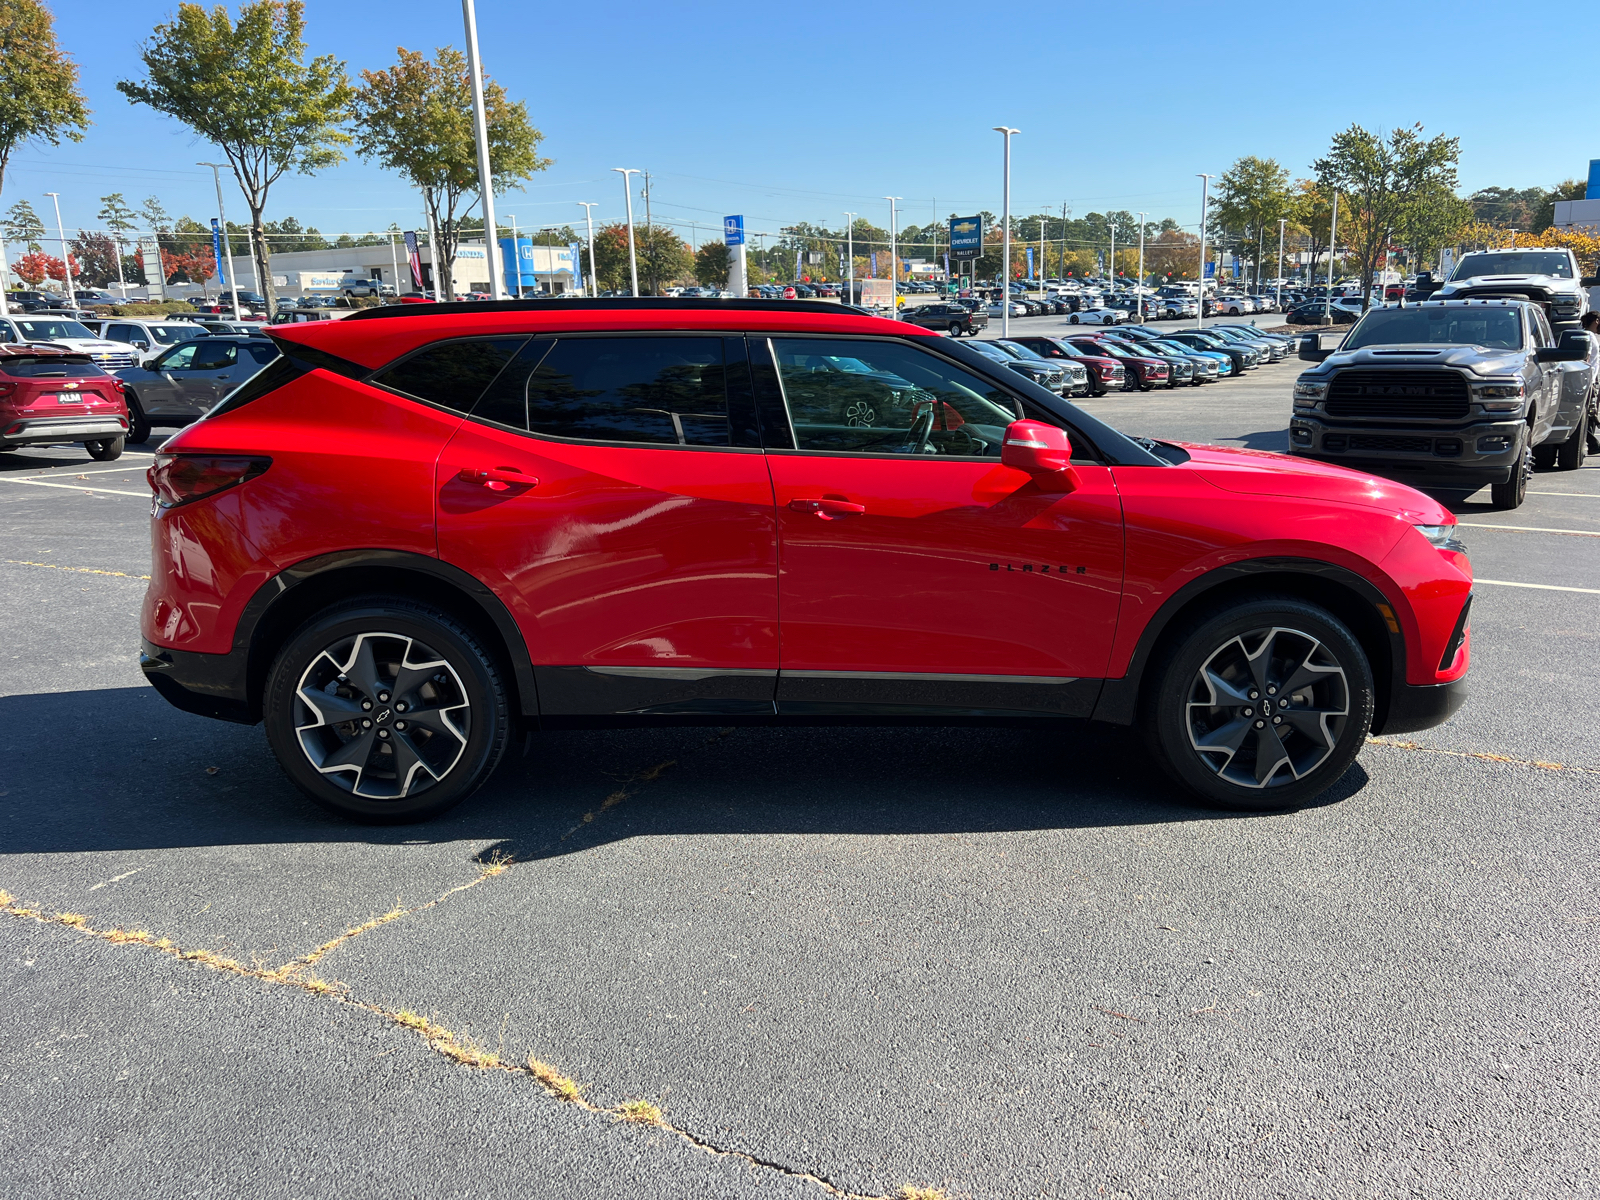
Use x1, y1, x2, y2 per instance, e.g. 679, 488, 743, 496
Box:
403, 230, 423, 288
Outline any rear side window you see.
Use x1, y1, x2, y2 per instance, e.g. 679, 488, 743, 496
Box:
474, 336, 731, 446
244, 343, 280, 365
371, 337, 528, 413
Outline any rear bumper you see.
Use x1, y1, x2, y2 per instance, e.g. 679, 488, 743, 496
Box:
1374, 674, 1468, 735
1, 414, 128, 444
140, 639, 256, 725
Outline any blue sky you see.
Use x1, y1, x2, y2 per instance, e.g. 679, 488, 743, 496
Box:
8, 0, 1596, 246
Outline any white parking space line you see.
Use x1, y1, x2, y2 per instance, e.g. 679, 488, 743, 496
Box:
1456, 522, 1600, 538
0, 477, 147, 498
1476, 578, 1600, 595
20, 465, 152, 477
1528, 490, 1600, 499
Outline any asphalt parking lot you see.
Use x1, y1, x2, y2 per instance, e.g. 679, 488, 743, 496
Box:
2, 347, 1596, 1199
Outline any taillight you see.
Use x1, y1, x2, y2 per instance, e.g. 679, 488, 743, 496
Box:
148, 454, 270, 509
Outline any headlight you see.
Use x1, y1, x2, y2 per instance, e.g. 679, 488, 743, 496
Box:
1294, 379, 1328, 402
1471, 381, 1523, 399
1415, 524, 1467, 554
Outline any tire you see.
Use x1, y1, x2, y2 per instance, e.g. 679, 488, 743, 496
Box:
949, 322, 963, 336
84, 436, 124, 461
1557, 409, 1588, 470
1141, 597, 1375, 812
124, 392, 151, 445
1533, 443, 1557, 470
1069, 314, 1080, 324
1489, 433, 1532, 510
263, 597, 510, 823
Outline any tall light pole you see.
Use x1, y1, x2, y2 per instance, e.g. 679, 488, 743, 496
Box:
577, 202, 598, 297
43, 192, 78, 308
198, 163, 241, 319
0, 232, 11, 315
461, 0, 505, 300
1276, 218, 1286, 311
1196, 173, 1213, 328
1109, 222, 1115, 290
993, 126, 1019, 336
613, 168, 641, 297
1323, 191, 1340, 324
842, 211, 855, 305
388, 229, 401, 301
1136, 212, 1147, 321
886, 196, 900, 315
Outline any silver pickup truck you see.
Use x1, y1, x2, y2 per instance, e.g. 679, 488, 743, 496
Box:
1289, 298, 1593, 509
1433, 248, 1593, 331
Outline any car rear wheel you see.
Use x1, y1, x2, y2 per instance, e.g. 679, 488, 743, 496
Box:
84, 436, 124, 461
948, 322, 963, 336
264, 597, 510, 823
1557, 409, 1588, 470
1141, 598, 1374, 812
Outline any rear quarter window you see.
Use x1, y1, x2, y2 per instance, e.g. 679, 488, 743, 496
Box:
370, 337, 528, 412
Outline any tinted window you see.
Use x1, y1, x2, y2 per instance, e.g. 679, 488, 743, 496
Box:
191, 342, 239, 370
373, 337, 527, 413
1344, 307, 1522, 350
152, 324, 204, 345
1452, 252, 1572, 280
158, 343, 199, 370
244, 343, 281, 365
476, 336, 731, 446
0, 357, 106, 378
772, 337, 1018, 457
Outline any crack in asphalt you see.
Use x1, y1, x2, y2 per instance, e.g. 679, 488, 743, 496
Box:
1367, 736, 1600, 774
2, 558, 150, 579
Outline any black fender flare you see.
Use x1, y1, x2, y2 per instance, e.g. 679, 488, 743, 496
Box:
1090, 556, 1408, 731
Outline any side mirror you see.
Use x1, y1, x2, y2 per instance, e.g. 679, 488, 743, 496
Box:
1002, 420, 1080, 490
1536, 330, 1591, 363
1580, 276, 1598, 288
133, 340, 149, 350
1298, 332, 1337, 362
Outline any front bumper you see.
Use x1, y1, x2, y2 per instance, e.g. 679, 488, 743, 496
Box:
140, 639, 255, 725
1375, 674, 1468, 735
1, 413, 128, 444
1289, 413, 1524, 487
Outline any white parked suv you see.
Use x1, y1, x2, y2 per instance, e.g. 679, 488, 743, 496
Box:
0, 314, 139, 371
88, 317, 209, 366
340, 277, 396, 298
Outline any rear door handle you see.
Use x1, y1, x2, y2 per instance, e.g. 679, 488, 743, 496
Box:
458, 466, 539, 490
787, 497, 866, 519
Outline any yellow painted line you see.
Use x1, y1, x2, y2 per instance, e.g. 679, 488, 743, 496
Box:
1, 559, 149, 580
0, 477, 147, 498
1475, 578, 1600, 595
1455, 521, 1600, 538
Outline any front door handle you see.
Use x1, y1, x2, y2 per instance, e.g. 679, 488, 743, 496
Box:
788, 497, 866, 519
458, 466, 539, 491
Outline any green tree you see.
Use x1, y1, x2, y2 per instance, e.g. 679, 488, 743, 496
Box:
118, 0, 354, 315
694, 240, 730, 288
0, 0, 89, 206
1315, 123, 1460, 308
353, 45, 546, 300
4, 197, 45, 252
68, 230, 117, 287
1210, 156, 1293, 288
1534, 179, 1586, 233
1398, 181, 1472, 274
141, 195, 170, 233
1467, 185, 1544, 230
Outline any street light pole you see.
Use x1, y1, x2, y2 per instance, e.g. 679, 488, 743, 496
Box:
1136, 212, 1147, 322
1324, 191, 1339, 324
1196, 173, 1213, 329
197, 163, 240, 319
886, 196, 900, 315
843, 211, 855, 306
612, 168, 641, 297
577, 202, 598, 297
461, 0, 505, 301
1276, 218, 1285, 311
993, 126, 1019, 337
43, 192, 78, 308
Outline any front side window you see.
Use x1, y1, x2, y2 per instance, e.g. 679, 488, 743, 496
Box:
475, 336, 732, 446
157, 343, 199, 371
771, 337, 1018, 457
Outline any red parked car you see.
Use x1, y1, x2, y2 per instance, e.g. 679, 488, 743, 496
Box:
1063, 335, 1170, 391
1005, 335, 1126, 396
0, 346, 130, 460
139, 299, 1472, 822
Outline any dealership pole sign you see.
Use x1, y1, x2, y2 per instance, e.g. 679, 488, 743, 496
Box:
948, 216, 983, 257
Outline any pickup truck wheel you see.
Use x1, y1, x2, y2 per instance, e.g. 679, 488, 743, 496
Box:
948, 322, 963, 336
1533, 443, 1557, 470
1141, 597, 1374, 812
1557, 409, 1588, 470
123, 392, 151, 445
1490, 436, 1532, 510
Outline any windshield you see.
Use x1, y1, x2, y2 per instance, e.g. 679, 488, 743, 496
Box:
996, 341, 1042, 360
14, 319, 95, 340
1344, 306, 1523, 350
1079, 341, 1130, 358
1150, 341, 1201, 356
969, 342, 1008, 360
152, 324, 204, 344
1452, 252, 1572, 280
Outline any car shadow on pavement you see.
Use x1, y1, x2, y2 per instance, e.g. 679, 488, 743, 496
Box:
0, 686, 1370, 861
1223, 429, 1290, 452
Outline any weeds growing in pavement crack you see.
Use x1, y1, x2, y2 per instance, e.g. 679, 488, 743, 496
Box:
1367, 736, 1600, 774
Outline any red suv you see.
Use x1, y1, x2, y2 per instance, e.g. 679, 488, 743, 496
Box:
0, 346, 130, 460
139, 300, 1472, 822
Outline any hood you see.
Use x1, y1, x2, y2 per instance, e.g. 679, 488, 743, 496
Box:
1176, 442, 1452, 523
1436, 275, 1577, 297
1313, 343, 1523, 376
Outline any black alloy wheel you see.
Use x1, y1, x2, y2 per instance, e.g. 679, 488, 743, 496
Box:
1142, 597, 1374, 812
85, 436, 124, 461
264, 597, 509, 822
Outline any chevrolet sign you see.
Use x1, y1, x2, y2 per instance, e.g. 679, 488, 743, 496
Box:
949, 216, 983, 254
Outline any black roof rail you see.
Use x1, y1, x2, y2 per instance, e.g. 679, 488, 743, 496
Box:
342, 297, 880, 322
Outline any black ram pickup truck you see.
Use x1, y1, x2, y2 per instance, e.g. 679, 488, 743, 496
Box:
1290, 299, 1592, 509
899, 302, 989, 337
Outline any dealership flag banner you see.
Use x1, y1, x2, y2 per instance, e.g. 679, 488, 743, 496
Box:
403, 230, 423, 288
210, 218, 227, 286
1026, 247, 1034, 279
869, 252, 877, 277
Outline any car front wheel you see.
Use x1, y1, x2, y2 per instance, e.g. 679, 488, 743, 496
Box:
1490, 433, 1532, 510
123, 392, 151, 445
263, 597, 510, 823
1142, 598, 1375, 812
